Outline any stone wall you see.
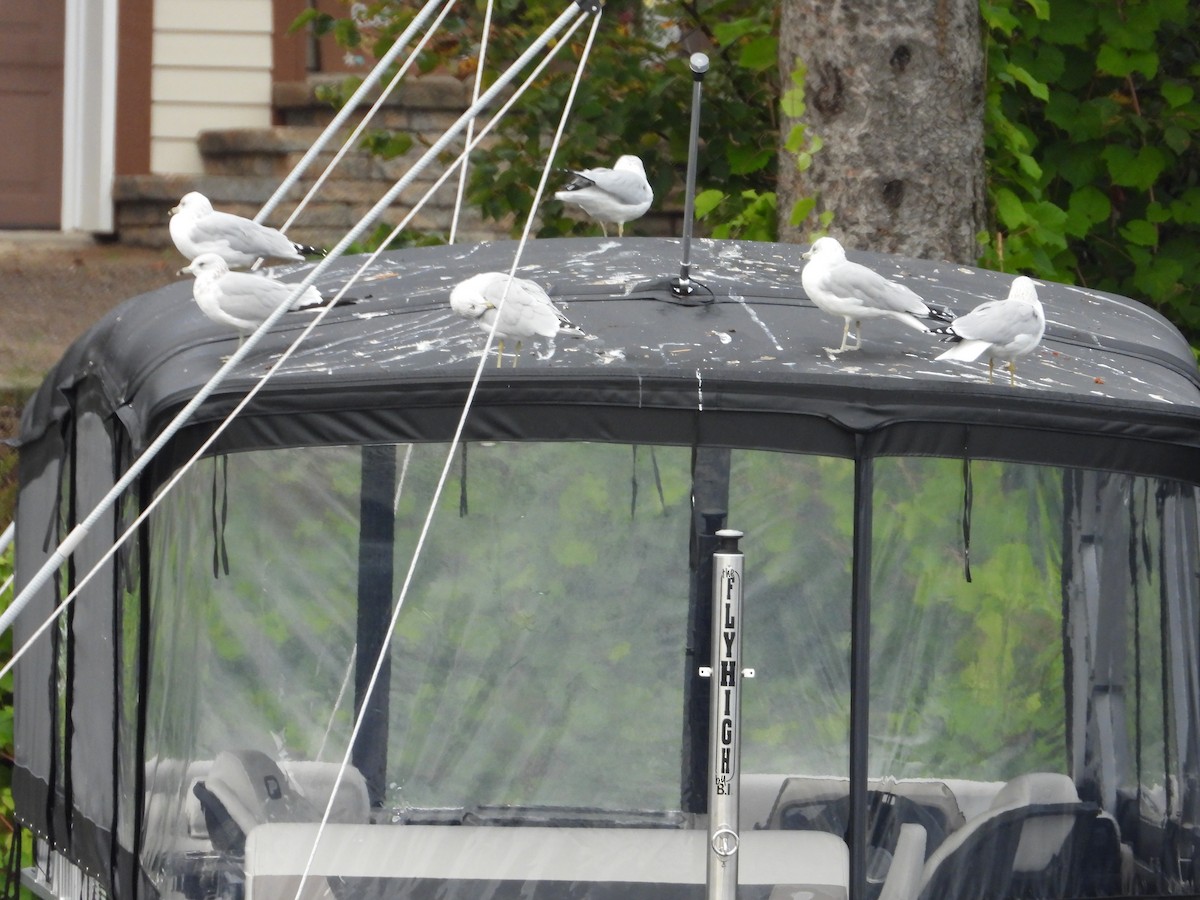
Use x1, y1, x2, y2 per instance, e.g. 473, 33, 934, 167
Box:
114, 75, 679, 251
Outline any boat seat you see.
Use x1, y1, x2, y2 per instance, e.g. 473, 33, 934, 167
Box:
193, 750, 317, 856
916, 772, 1122, 900
767, 775, 963, 861
281, 760, 371, 825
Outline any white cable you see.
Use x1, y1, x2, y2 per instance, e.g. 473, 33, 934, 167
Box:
278, 0, 462, 236
374, 11, 589, 249
0, 9, 592, 684
253, 0, 448, 226
448, 0, 495, 244
0, 522, 13, 556
0, 574, 12, 600
291, 12, 604, 900
0, 0, 589, 640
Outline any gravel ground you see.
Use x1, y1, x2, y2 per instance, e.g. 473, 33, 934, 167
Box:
0, 233, 180, 520
0, 233, 179, 392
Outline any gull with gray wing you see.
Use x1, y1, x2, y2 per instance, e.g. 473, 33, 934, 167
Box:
934, 275, 1045, 385
554, 156, 653, 238
801, 236, 954, 353
170, 192, 322, 268
181, 253, 327, 336
450, 272, 586, 367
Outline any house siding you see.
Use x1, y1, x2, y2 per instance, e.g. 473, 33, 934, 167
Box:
150, 0, 273, 174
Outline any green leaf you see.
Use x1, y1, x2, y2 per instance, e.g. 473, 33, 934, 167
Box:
1131, 257, 1185, 301
694, 189, 727, 219
1163, 125, 1191, 155
1065, 186, 1111, 237
1169, 189, 1200, 225
1016, 153, 1044, 180
1120, 219, 1158, 247
1023, 0, 1050, 20
1145, 202, 1172, 225
1004, 63, 1049, 100
1037, 0, 1096, 45
1161, 82, 1195, 109
781, 86, 806, 118
994, 188, 1029, 229
1096, 44, 1159, 78
783, 124, 807, 154
712, 18, 766, 47
728, 145, 772, 175
981, 0, 1020, 35
288, 8, 320, 34
789, 196, 816, 227
738, 36, 778, 72
1103, 145, 1168, 190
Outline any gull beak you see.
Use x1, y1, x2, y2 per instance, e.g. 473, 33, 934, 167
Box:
801, 248, 814, 260
178, 262, 194, 277
169, 205, 179, 216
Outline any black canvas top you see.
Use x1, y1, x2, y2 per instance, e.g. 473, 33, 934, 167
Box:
19, 237, 1200, 480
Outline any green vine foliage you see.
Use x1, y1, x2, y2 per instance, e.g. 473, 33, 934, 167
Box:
294, 0, 784, 240
982, 0, 1200, 341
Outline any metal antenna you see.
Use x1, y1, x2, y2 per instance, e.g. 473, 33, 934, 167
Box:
672, 52, 709, 298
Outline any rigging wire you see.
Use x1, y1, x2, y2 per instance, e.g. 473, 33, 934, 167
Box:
290, 12, 605, 900
449, 0, 496, 244
277, 0, 462, 238
253, 0, 448, 227
0, 522, 12, 557
0, 0, 592, 641
0, 2, 595, 686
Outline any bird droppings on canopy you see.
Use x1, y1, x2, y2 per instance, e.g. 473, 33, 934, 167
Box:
16, 237, 1200, 463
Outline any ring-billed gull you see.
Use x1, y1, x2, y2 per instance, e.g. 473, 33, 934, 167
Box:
934, 275, 1045, 385
170, 192, 322, 268
801, 236, 954, 353
182, 253, 325, 335
450, 272, 586, 367
553, 156, 653, 238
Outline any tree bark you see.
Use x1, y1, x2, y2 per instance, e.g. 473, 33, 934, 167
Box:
777, 0, 986, 263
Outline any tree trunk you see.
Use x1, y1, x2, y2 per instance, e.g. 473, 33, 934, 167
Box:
777, 0, 986, 263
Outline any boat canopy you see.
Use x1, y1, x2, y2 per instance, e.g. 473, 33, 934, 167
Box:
13, 237, 1200, 900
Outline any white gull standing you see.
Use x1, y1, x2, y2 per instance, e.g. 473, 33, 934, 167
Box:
170, 192, 322, 268
181, 253, 326, 336
450, 272, 586, 367
553, 156, 653, 238
800, 236, 954, 353
934, 275, 1045, 385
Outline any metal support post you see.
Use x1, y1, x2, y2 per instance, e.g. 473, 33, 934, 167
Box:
705, 529, 749, 900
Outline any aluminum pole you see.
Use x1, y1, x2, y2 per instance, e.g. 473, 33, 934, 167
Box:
707, 528, 747, 900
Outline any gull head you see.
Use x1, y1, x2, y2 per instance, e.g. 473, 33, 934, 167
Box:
613, 155, 647, 178
181, 253, 230, 281
449, 279, 496, 321
801, 236, 847, 263
1008, 275, 1039, 304
170, 191, 214, 218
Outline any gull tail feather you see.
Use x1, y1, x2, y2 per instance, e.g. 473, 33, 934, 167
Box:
292, 242, 326, 258
936, 339, 991, 362
925, 304, 956, 324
